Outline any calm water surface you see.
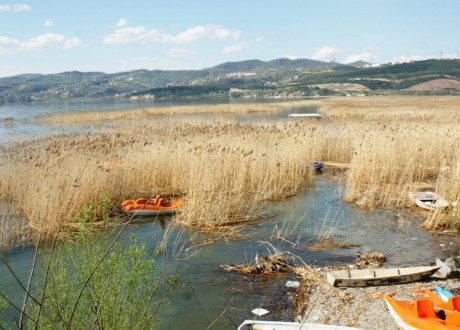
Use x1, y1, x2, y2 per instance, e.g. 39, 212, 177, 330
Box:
0, 98, 317, 143
1, 100, 459, 329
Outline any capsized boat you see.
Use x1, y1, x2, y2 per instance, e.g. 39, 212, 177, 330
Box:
326, 265, 440, 287
382, 293, 460, 330
409, 191, 450, 211
237, 320, 364, 330
120, 195, 186, 216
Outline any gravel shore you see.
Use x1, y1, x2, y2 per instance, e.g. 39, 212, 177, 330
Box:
293, 267, 459, 330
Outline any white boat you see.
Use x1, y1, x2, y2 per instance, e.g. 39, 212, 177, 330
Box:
288, 113, 322, 118
326, 265, 440, 287
237, 320, 364, 330
409, 191, 450, 211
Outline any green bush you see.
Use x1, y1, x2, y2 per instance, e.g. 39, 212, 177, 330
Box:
2, 235, 174, 329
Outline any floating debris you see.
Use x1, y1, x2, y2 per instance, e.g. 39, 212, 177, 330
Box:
285, 280, 300, 289
354, 251, 386, 269
222, 242, 303, 275
308, 239, 361, 251
251, 308, 269, 316
222, 252, 297, 275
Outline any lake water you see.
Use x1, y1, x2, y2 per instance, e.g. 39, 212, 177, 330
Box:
0, 98, 314, 143
1, 99, 459, 329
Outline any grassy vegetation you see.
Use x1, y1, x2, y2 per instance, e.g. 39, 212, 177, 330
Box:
1, 97, 459, 248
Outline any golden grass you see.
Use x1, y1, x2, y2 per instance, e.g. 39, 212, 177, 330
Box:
307, 239, 361, 251
33, 100, 320, 124
1, 96, 459, 244
0, 102, 322, 242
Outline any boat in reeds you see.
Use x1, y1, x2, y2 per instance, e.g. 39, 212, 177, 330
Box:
237, 320, 363, 330
120, 195, 186, 216
409, 191, 450, 211
309, 161, 324, 172
326, 265, 440, 287
382, 293, 460, 330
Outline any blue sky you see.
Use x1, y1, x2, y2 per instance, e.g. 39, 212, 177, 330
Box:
0, 0, 459, 77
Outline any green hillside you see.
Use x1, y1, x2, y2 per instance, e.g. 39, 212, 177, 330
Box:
1, 58, 460, 103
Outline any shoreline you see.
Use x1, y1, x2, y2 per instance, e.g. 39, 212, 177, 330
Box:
294, 268, 459, 330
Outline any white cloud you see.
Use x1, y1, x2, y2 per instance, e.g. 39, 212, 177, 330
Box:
102, 26, 168, 44
442, 53, 459, 59
44, 20, 53, 27
390, 54, 430, 64
311, 46, 340, 61
117, 18, 128, 27
173, 25, 240, 43
343, 52, 378, 64
103, 24, 240, 45
222, 42, 247, 55
62, 37, 82, 49
0, 4, 31, 12
0, 33, 81, 53
168, 47, 194, 57
255, 37, 263, 43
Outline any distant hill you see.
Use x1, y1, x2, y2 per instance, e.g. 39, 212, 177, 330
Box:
1, 58, 460, 102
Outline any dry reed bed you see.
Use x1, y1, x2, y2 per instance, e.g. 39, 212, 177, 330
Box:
321, 96, 460, 228
0, 106, 324, 241
1, 97, 459, 243
33, 101, 320, 124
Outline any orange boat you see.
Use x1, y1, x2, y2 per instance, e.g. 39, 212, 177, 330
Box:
382, 293, 460, 330
416, 288, 460, 312
120, 195, 186, 216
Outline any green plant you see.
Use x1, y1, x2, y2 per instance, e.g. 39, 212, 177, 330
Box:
16, 235, 173, 329
73, 195, 112, 232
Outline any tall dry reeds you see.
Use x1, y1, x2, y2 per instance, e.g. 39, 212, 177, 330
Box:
321, 96, 460, 228
0, 102, 324, 242
33, 101, 319, 124
2, 96, 459, 243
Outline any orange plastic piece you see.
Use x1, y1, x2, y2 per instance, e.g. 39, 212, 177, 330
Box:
413, 298, 436, 318
382, 293, 460, 330
417, 289, 460, 312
